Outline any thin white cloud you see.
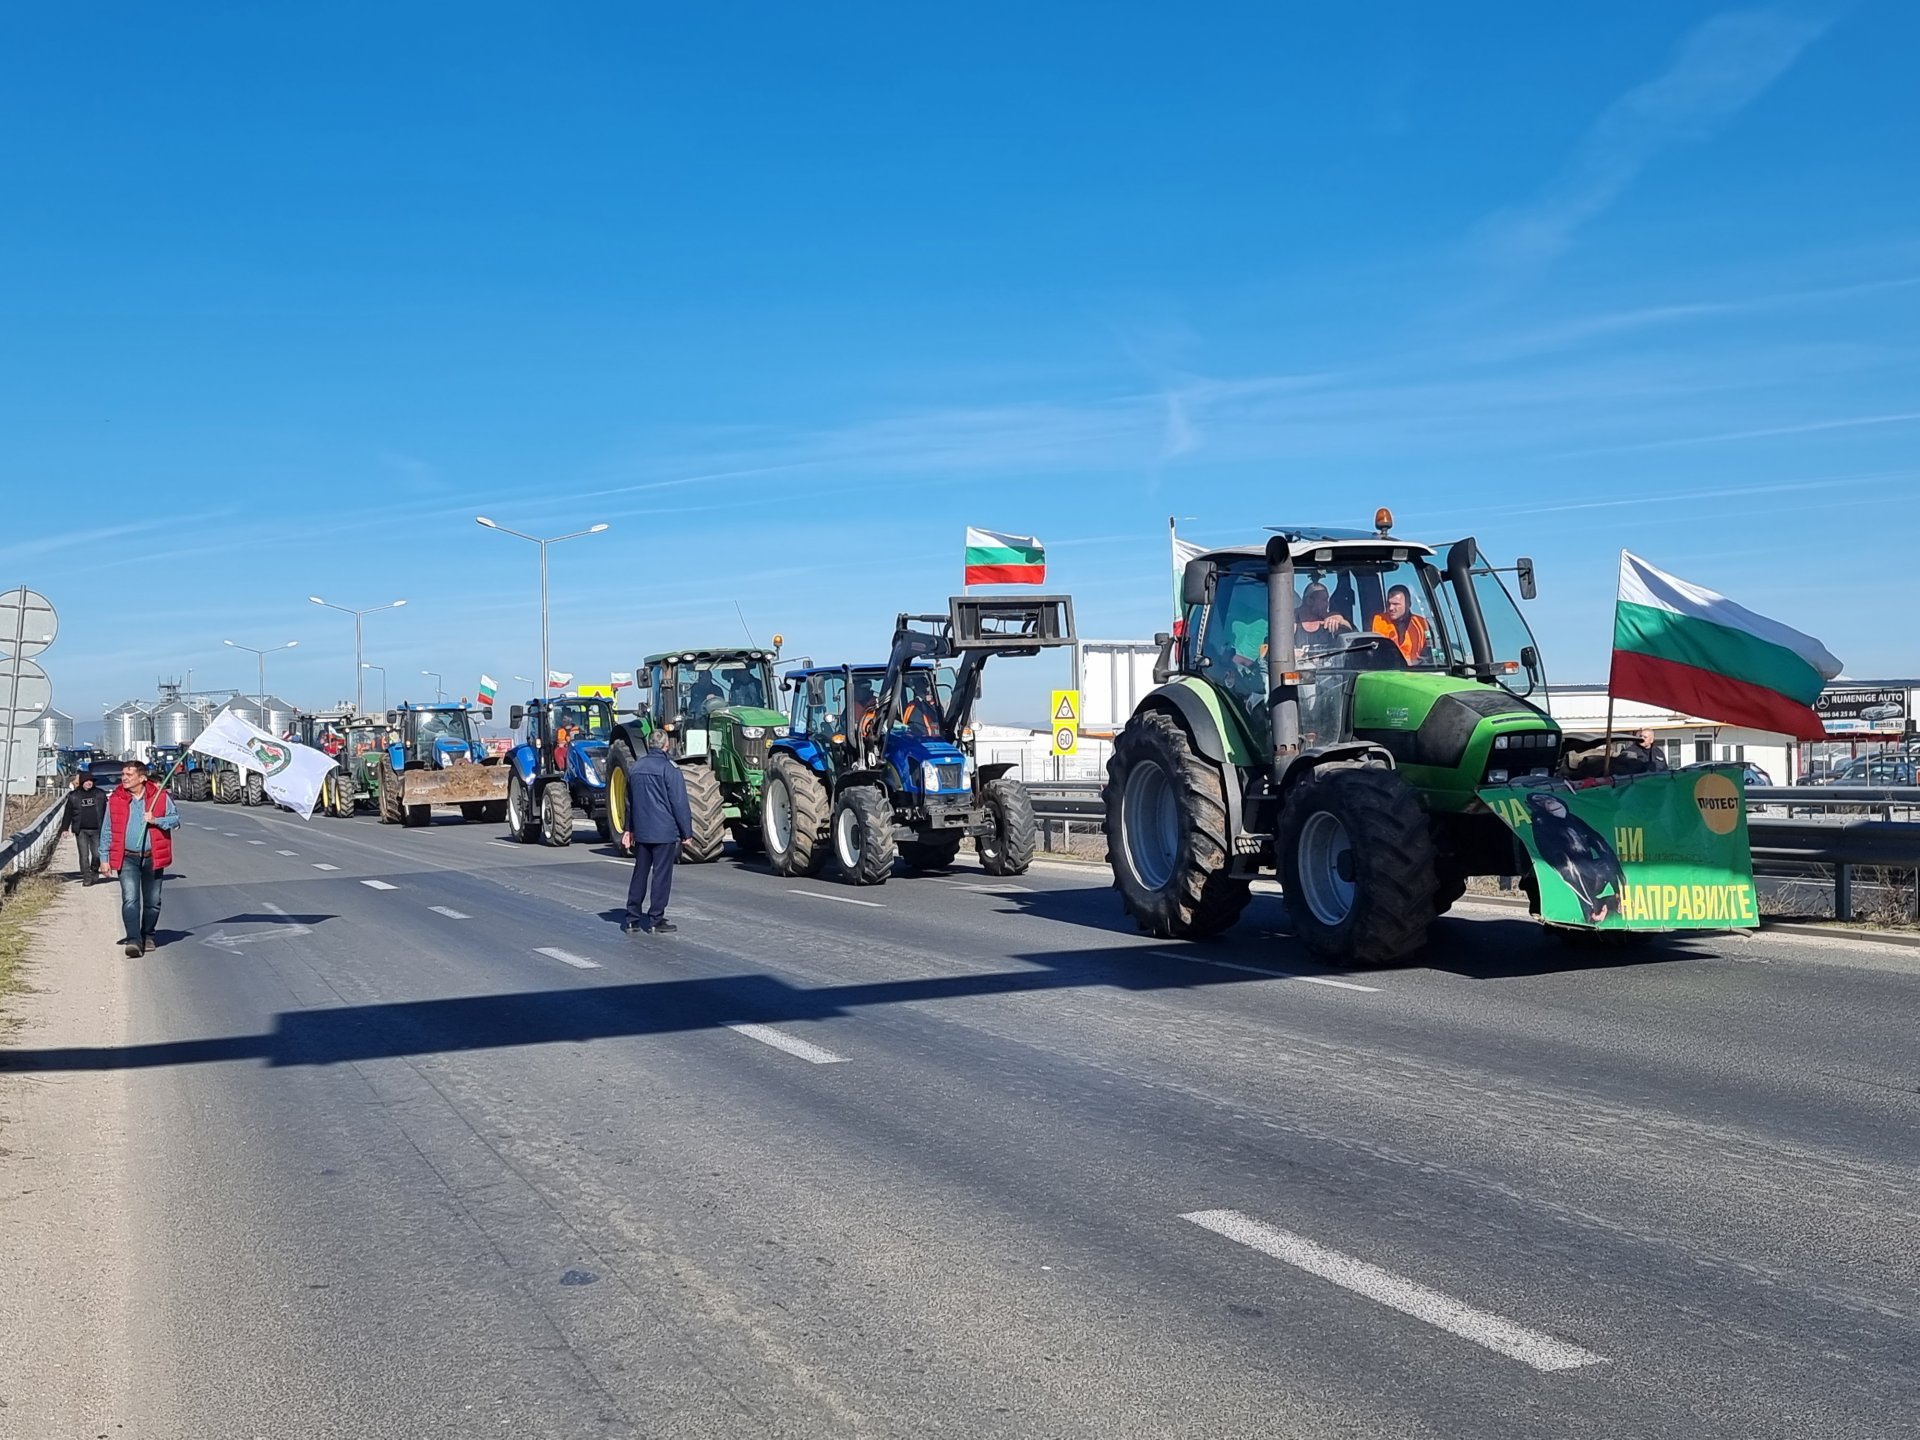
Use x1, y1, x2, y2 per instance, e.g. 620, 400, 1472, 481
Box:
1474, 8, 1831, 266
1559, 411, 1920, 457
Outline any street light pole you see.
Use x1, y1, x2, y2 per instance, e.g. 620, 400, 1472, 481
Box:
421, 670, 444, 702
309, 597, 407, 712
362, 663, 387, 710
475, 517, 608, 696
222, 639, 298, 705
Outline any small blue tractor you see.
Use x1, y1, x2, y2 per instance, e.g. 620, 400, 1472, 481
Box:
505, 694, 616, 847
761, 595, 1076, 884
375, 701, 510, 827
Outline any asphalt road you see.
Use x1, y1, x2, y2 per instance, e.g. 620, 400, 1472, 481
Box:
5, 800, 1916, 1439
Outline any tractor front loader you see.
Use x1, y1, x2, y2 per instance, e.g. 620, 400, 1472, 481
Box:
375, 702, 509, 828
761, 595, 1076, 886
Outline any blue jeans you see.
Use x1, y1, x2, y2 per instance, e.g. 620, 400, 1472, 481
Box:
119, 854, 162, 942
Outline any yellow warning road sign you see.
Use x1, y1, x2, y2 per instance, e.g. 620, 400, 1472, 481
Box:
1051, 690, 1080, 756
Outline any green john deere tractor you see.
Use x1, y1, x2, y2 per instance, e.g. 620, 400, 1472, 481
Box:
1106, 513, 1564, 964
606, 645, 785, 862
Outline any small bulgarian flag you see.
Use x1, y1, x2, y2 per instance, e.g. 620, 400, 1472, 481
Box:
610, 671, 634, 690
1610, 551, 1842, 741
477, 675, 497, 707
964, 527, 1046, 586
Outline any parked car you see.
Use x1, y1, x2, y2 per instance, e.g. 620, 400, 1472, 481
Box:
85, 759, 125, 791
1740, 764, 1773, 788
1816, 756, 1917, 786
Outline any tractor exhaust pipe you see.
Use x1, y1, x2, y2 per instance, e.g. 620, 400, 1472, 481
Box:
1445, 539, 1494, 672
1265, 536, 1299, 772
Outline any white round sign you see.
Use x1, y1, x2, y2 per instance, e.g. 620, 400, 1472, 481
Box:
0, 656, 51, 729
0, 588, 57, 659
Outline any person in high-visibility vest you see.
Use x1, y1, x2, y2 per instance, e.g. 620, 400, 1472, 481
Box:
1370, 584, 1430, 664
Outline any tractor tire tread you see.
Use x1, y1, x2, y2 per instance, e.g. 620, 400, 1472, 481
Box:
765, 755, 829, 878
834, 785, 896, 886
1105, 709, 1251, 938
1277, 764, 1437, 966
679, 763, 726, 864
979, 777, 1038, 876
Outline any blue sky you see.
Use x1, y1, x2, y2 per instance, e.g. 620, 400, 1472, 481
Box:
3, 1, 1915, 728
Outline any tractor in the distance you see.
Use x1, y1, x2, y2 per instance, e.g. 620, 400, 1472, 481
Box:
1104, 511, 1561, 964
606, 645, 785, 862
506, 694, 616, 846
761, 595, 1076, 885
148, 744, 213, 801
374, 702, 510, 827
288, 710, 359, 818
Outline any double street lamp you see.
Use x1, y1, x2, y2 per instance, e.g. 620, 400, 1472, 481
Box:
475, 517, 608, 698
308, 596, 407, 713
223, 638, 297, 703
362, 662, 387, 710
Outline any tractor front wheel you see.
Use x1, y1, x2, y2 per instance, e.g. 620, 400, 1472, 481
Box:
377, 770, 402, 824
540, 779, 574, 847
506, 771, 539, 842
832, 785, 896, 886
679, 763, 726, 864
977, 777, 1038, 876
215, 770, 241, 805
243, 772, 266, 807
1276, 764, 1437, 965
1106, 709, 1251, 938
763, 756, 828, 878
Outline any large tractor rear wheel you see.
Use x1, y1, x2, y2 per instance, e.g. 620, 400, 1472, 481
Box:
606, 739, 635, 836
539, 779, 573, 846
1106, 709, 1251, 938
679, 763, 726, 864
244, 771, 266, 807
832, 785, 896, 886
331, 771, 357, 818
214, 769, 241, 805
1276, 763, 1437, 966
762, 755, 828, 878
977, 777, 1037, 876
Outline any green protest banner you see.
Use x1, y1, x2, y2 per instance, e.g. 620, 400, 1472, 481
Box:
1479, 767, 1759, 932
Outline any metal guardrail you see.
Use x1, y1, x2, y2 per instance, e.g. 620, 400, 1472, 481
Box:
1026, 781, 1920, 921
0, 793, 68, 878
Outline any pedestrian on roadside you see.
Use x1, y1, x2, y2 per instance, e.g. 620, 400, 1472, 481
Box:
98, 759, 181, 958
67, 769, 108, 884
620, 729, 691, 935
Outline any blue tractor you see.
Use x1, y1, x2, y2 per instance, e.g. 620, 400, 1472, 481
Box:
761, 595, 1076, 885
375, 701, 510, 827
504, 694, 617, 847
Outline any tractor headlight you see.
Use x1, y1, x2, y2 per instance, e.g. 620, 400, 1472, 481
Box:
1487, 769, 1509, 784
920, 761, 941, 792
1493, 735, 1509, 750
742, 726, 765, 739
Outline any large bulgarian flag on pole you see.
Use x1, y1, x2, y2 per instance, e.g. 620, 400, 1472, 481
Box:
1610, 551, 1842, 741
964, 527, 1046, 585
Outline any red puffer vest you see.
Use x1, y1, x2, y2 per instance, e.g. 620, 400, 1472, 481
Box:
105, 783, 175, 870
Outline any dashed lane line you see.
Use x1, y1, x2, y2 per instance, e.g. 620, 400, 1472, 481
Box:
535, 946, 601, 970
360, 879, 398, 890
1153, 951, 1380, 993
276, 850, 298, 856
1181, 1210, 1606, 1372
428, 906, 471, 919
725, 1023, 849, 1065
787, 889, 884, 909
312, 863, 339, 872
248, 840, 266, 845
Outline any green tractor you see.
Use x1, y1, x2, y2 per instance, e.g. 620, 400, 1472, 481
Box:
606, 645, 785, 862
289, 710, 361, 818
1106, 513, 1561, 964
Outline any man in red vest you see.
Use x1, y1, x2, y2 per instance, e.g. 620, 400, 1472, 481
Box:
99, 759, 181, 957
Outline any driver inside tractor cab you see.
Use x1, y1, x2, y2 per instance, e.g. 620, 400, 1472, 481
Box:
1293, 580, 1355, 657
1370, 584, 1431, 664
851, 676, 879, 735
688, 660, 768, 714
897, 672, 945, 739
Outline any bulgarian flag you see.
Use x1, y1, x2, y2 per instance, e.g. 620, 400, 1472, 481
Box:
548, 670, 573, 689
964, 527, 1046, 585
477, 675, 497, 707
1610, 551, 1841, 742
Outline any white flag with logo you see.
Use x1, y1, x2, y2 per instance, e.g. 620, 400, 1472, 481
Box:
189, 709, 339, 820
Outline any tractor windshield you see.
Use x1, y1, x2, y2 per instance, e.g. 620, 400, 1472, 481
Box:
549, 700, 611, 738
676, 658, 775, 717
414, 710, 472, 748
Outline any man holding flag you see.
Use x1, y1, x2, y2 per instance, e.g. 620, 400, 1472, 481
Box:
98, 759, 182, 957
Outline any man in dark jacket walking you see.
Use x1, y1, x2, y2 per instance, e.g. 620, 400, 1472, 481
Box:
68, 771, 108, 883
621, 730, 692, 934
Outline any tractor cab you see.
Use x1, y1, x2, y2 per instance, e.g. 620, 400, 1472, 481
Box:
513, 694, 614, 773
643, 647, 782, 759
388, 702, 484, 769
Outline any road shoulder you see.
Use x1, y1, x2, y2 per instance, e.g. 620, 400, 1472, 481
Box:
0, 878, 176, 1435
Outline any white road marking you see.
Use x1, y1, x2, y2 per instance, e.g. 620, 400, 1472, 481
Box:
725, 1023, 848, 1065
1154, 951, 1380, 993
1181, 1210, 1606, 1372
276, 849, 298, 856
787, 888, 884, 908
222, 832, 238, 837
312, 863, 339, 871
428, 905, 470, 919
248, 839, 266, 845
536, 946, 600, 970
957, 882, 1034, 894
360, 879, 398, 890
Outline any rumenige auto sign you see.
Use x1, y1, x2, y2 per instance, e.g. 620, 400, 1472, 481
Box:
1814, 686, 1910, 735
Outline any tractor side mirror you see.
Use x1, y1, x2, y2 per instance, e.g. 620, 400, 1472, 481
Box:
1516, 557, 1537, 600
509, 705, 525, 730
1152, 632, 1175, 686
1180, 561, 1210, 610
